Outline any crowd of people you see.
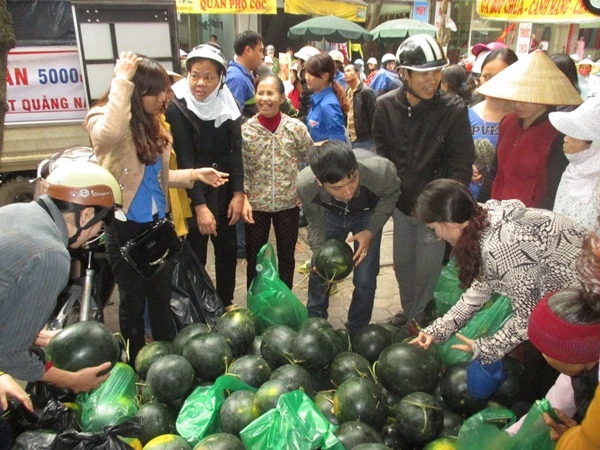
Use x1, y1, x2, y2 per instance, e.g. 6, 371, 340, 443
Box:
1, 27, 600, 449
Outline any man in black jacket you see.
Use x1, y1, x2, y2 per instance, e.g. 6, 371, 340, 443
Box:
344, 64, 377, 150
372, 35, 475, 328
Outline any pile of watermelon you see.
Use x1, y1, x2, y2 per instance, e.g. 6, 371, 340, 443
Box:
24, 307, 523, 450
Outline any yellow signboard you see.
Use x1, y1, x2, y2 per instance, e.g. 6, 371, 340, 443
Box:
285, 0, 367, 22
176, 0, 277, 15
477, 0, 599, 22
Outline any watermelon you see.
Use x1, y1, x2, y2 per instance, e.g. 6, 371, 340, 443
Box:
219, 390, 259, 437
254, 379, 294, 415
320, 325, 346, 355
227, 355, 272, 388
85, 394, 137, 432
490, 357, 523, 408
300, 317, 333, 331
336, 328, 351, 352
313, 391, 338, 425
46, 321, 120, 373
395, 391, 444, 444
142, 434, 191, 449
333, 377, 388, 429
146, 355, 195, 404
135, 341, 174, 379
260, 325, 297, 369
440, 363, 488, 416
291, 327, 336, 370
215, 308, 257, 356
376, 343, 442, 397
314, 238, 354, 281
192, 433, 245, 450
423, 436, 458, 449
270, 364, 315, 396
183, 333, 233, 381
380, 386, 402, 410
135, 402, 178, 445
351, 325, 394, 364
249, 335, 264, 356
440, 409, 464, 438
173, 323, 209, 355
381, 421, 412, 450
378, 324, 408, 343
335, 420, 384, 448
328, 352, 373, 387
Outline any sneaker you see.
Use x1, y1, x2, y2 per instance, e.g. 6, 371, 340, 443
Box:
386, 312, 408, 328
296, 260, 312, 274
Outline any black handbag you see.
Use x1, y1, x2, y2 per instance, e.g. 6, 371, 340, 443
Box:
120, 218, 182, 279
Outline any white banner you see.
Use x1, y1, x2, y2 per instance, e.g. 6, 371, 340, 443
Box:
5, 46, 88, 123
516, 23, 533, 59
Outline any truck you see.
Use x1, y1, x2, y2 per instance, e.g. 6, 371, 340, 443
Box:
1, 0, 181, 206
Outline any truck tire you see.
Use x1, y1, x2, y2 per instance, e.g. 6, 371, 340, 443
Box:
0, 176, 35, 206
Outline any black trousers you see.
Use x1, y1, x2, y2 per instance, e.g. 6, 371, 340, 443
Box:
245, 207, 300, 289
187, 185, 237, 306
106, 219, 176, 363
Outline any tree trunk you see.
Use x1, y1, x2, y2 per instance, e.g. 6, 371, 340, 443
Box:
366, 0, 385, 31
0, 0, 15, 156
437, 0, 450, 47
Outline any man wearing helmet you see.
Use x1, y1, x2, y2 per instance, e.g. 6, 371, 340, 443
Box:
369, 53, 402, 96
0, 161, 122, 394
372, 35, 474, 328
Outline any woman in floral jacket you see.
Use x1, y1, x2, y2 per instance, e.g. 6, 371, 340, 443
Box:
242, 74, 313, 289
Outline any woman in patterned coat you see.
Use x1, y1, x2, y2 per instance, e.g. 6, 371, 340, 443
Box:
241, 74, 313, 289
411, 179, 588, 365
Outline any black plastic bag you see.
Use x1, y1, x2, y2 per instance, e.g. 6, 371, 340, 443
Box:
37, 399, 80, 433
51, 418, 142, 450
171, 240, 225, 328
11, 429, 58, 450
2, 397, 39, 443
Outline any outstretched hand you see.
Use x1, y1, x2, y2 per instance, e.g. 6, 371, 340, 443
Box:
450, 333, 474, 353
0, 373, 33, 412
410, 331, 436, 350
194, 168, 229, 188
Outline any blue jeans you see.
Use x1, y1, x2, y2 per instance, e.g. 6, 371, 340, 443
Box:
307, 210, 382, 332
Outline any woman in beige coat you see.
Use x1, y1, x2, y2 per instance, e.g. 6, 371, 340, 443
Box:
85, 51, 227, 362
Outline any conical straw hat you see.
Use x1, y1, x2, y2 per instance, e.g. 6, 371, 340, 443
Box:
477, 50, 582, 106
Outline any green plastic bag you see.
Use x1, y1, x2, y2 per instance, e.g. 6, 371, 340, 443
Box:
176, 374, 256, 446
76, 362, 138, 432
457, 400, 555, 450
240, 390, 345, 450
247, 243, 308, 331
439, 294, 513, 366
434, 258, 466, 314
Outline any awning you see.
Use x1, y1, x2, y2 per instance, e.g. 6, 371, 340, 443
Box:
477, 0, 600, 23
284, 0, 367, 22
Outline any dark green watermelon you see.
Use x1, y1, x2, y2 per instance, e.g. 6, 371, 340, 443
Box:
378, 324, 408, 343
291, 327, 336, 370
313, 391, 338, 425
183, 333, 233, 381
328, 352, 373, 387
375, 343, 442, 397
249, 335, 264, 356
334, 420, 384, 448
135, 341, 174, 379
46, 321, 120, 373
227, 355, 271, 388
219, 390, 259, 437
333, 377, 388, 429
381, 421, 412, 450
300, 317, 333, 331
440, 409, 464, 438
320, 325, 347, 356
146, 355, 195, 404
490, 357, 523, 408
260, 325, 297, 369
173, 323, 209, 355
215, 308, 257, 356
440, 363, 488, 416
135, 402, 177, 445
380, 386, 402, 410
254, 379, 294, 415
395, 391, 444, 444
140, 384, 154, 405
350, 325, 393, 364
314, 238, 354, 281
270, 364, 315, 396
192, 432, 245, 450
336, 328, 351, 352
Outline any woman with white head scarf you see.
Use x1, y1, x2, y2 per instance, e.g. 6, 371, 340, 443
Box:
166, 44, 244, 310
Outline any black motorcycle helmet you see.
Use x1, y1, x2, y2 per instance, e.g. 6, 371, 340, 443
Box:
396, 34, 448, 72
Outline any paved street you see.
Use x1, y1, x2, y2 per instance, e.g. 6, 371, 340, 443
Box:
104, 219, 402, 332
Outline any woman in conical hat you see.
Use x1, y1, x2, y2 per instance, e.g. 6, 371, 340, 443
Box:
477, 50, 582, 209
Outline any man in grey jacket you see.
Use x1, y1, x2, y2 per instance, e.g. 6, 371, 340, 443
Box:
297, 141, 401, 332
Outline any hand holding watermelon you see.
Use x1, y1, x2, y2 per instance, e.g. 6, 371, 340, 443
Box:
410, 331, 437, 350
346, 229, 374, 267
